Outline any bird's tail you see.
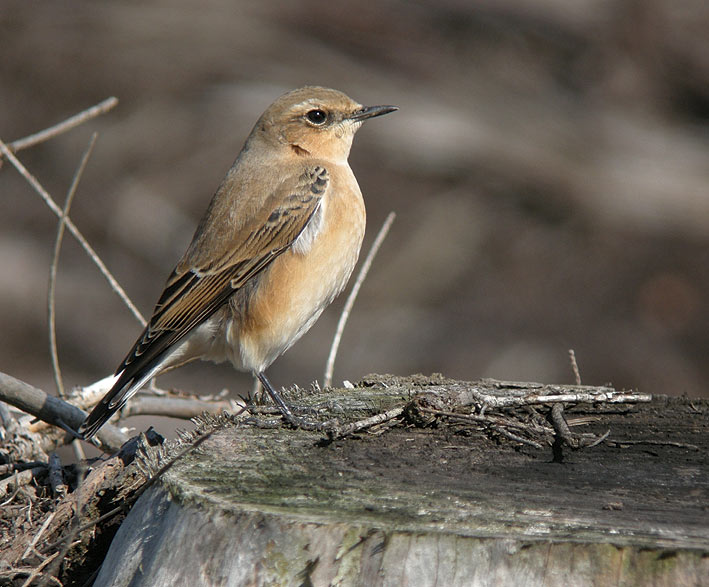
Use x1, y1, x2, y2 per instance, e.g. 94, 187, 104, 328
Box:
79, 363, 162, 440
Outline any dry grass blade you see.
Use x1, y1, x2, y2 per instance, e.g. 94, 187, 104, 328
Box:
324, 211, 395, 387
48, 133, 98, 398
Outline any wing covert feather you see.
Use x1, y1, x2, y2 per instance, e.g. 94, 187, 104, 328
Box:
116, 165, 329, 379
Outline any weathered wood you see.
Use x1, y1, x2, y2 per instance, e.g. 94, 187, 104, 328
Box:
2, 429, 163, 577
96, 376, 709, 586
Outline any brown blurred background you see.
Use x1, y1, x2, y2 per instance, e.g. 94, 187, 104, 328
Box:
1, 0, 708, 412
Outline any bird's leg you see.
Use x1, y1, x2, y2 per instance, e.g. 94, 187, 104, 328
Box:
256, 372, 294, 417
256, 372, 321, 430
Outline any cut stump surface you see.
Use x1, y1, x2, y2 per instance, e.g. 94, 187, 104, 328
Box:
96, 375, 709, 586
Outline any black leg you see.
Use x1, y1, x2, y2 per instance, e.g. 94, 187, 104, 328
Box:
256, 372, 321, 431
257, 372, 294, 418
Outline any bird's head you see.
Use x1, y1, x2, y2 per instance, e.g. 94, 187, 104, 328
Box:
253, 86, 397, 162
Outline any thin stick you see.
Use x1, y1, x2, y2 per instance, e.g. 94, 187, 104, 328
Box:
71, 439, 86, 464
48, 453, 67, 497
120, 395, 240, 420
0, 466, 47, 499
46, 430, 215, 550
327, 406, 404, 439
0, 137, 146, 326
494, 427, 543, 449
550, 403, 578, 449
606, 438, 699, 450
324, 211, 395, 387
0, 370, 130, 453
48, 133, 98, 398
6, 97, 118, 154
18, 551, 60, 587
568, 349, 581, 385
22, 511, 56, 560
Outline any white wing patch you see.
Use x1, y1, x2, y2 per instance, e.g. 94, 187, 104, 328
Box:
292, 199, 325, 255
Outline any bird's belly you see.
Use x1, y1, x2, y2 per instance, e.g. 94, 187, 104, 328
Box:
224, 191, 365, 373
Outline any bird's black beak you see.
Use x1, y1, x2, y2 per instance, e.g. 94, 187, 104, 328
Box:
349, 105, 398, 122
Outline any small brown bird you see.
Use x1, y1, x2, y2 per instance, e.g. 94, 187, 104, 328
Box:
80, 86, 397, 439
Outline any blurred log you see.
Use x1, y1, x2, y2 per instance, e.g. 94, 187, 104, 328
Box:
95, 375, 709, 586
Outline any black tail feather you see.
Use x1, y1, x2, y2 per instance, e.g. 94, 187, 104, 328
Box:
79, 372, 144, 439
79, 386, 124, 439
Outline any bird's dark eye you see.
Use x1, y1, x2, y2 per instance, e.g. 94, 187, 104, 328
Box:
306, 109, 328, 125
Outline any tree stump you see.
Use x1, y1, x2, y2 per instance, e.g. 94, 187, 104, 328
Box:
95, 375, 709, 586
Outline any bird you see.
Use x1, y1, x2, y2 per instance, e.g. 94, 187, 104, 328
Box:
79, 86, 397, 439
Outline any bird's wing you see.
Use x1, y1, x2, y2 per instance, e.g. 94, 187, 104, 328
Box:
117, 165, 329, 385
80, 165, 329, 439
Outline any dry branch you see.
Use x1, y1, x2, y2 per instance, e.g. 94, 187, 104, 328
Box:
414, 379, 652, 410
0, 137, 146, 326
2, 430, 162, 575
405, 379, 650, 450
119, 395, 243, 420
4, 97, 118, 154
0, 371, 129, 453
323, 377, 651, 451
327, 406, 405, 439
0, 466, 47, 499
48, 133, 98, 399
47, 453, 67, 498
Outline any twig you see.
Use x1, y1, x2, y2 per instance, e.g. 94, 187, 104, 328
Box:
514, 391, 649, 406
18, 551, 60, 587
0, 462, 46, 476
0, 370, 129, 452
6, 97, 118, 155
444, 386, 652, 409
408, 382, 645, 452
606, 438, 699, 450
21, 511, 56, 561
48, 133, 98, 398
71, 440, 86, 465
0, 137, 146, 326
494, 427, 544, 449
324, 211, 395, 387
119, 395, 242, 420
47, 453, 67, 497
585, 429, 611, 448
568, 349, 581, 385
327, 406, 405, 439
417, 405, 554, 437
550, 403, 578, 449
0, 466, 46, 499
45, 429, 214, 550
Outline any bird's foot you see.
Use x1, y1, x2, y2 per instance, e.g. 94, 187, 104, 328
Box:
278, 409, 328, 432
